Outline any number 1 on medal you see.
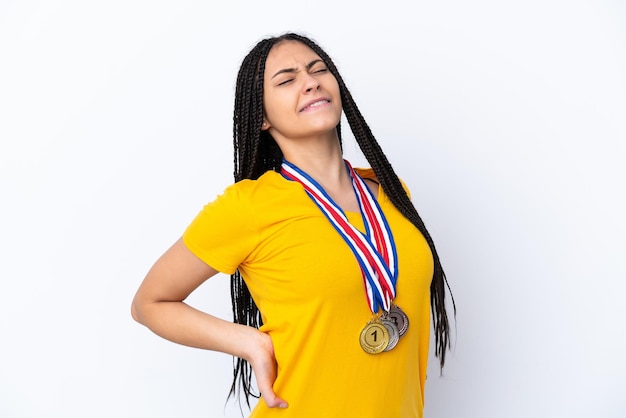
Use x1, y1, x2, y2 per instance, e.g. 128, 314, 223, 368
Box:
360, 321, 389, 354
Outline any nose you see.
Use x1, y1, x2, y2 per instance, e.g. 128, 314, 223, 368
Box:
302, 73, 320, 93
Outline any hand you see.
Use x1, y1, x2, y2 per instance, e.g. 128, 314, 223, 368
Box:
247, 331, 288, 409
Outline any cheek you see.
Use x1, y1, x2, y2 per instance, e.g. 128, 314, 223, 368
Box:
263, 93, 292, 123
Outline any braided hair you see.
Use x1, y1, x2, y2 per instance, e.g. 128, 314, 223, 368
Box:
229, 32, 455, 405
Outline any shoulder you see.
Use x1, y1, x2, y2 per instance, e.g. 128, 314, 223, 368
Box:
218, 170, 287, 201
184, 171, 287, 241
354, 167, 412, 199
354, 167, 376, 181
205, 170, 305, 215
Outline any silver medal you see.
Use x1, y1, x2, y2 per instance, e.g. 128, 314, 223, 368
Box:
381, 316, 400, 351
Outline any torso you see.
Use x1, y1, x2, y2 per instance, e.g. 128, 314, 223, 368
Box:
183, 168, 433, 418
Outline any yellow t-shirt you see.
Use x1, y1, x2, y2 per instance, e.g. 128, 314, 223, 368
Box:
183, 168, 433, 418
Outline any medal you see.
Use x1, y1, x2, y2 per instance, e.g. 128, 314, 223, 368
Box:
381, 316, 400, 351
281, 159, 409, 354
388, 304, 409, 337
359, 319, 389, 354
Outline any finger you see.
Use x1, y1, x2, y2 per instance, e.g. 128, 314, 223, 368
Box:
257, 378, 288, 408
261, 390, 288, 409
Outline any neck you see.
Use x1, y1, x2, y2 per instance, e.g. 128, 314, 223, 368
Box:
280, 136, 365, 213
284, 151, 350, 188
280, 134, 350, 186
284, 152, 360, 213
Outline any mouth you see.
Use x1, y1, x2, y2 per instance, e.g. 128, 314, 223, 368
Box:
300, 98, 331, 112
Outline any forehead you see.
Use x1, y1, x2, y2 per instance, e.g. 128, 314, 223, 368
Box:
264, 40, 321, 73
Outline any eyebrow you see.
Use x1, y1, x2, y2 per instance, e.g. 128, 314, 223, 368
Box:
271, 59, 325, 79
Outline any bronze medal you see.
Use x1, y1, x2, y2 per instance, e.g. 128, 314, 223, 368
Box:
381, 316, 400, 351
359, 320, 389, 354
389, 305, 409, 337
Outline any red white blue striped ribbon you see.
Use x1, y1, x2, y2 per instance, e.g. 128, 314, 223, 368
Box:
280, 159, 398, 313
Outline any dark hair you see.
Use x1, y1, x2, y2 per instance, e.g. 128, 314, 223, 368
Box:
229, 32, 455, 406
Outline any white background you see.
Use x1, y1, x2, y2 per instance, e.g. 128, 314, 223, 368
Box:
1, 1, 625, 417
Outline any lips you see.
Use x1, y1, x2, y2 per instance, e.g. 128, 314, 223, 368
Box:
300, 98, 330, 112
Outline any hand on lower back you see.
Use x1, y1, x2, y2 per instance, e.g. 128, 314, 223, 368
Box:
248, 331, 288, 409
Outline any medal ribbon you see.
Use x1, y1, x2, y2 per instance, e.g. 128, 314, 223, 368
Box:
280, 159, 398, 313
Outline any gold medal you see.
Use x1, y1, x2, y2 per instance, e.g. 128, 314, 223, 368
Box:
359, 319, 389, 354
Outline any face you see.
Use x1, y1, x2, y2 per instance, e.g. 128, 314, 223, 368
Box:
261, 40, 342, 142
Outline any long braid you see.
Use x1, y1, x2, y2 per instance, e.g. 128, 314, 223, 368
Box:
229, 37, 299, 406
228, 33, 455, 407
342, 82, 455, 370
229, 40, 275, 406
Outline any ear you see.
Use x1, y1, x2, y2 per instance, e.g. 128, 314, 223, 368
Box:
261, 120, 271, 131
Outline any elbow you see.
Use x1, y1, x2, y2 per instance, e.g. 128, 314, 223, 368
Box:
130, 296, 143, 324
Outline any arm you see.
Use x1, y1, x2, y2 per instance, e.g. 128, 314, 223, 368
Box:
131, 237, 288, 408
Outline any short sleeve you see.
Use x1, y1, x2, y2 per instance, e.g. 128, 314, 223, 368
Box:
182, 182, 258, 274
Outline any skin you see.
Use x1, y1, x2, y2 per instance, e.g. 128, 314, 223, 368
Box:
131, 40, 377, 410
262, 40, 375, 210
